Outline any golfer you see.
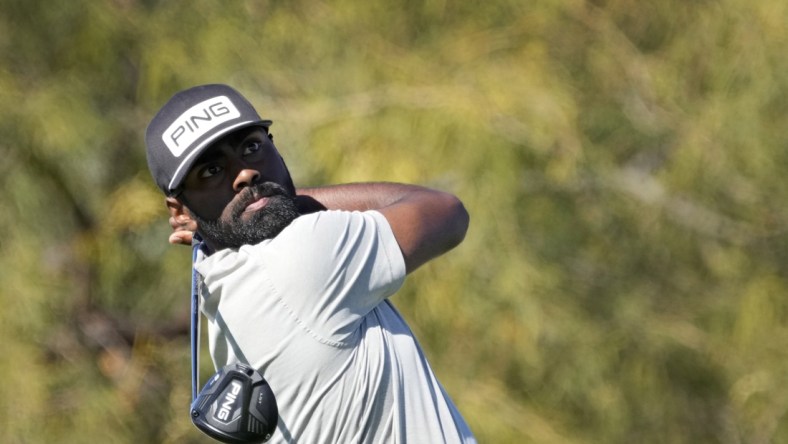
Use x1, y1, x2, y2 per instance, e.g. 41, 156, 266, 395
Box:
145, 84, 475, 443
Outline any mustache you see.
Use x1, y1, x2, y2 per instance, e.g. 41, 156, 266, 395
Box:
230, 182, 293, 217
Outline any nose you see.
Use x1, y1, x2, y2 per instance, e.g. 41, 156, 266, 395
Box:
233, 168, 261, 192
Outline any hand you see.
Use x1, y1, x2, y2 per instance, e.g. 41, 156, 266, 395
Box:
168, 215, 197, 245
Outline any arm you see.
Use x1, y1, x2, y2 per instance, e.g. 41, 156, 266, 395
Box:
298, 182, 470, 273
169, 182, 470, 273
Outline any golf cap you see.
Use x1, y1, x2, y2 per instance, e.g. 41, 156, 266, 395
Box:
145, 84, 272, 195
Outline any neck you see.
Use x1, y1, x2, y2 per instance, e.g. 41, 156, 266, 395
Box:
294, 195, 327, 214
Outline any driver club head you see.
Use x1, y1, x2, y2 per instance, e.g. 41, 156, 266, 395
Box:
190, 362, 278, 443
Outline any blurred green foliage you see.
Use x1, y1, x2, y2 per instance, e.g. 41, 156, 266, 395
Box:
0, 0, 786, 442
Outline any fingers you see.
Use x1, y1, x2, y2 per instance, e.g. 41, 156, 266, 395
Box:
168, 215, 197, 246
169, 230, 195, 245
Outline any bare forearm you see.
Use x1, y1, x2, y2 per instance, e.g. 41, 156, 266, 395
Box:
296, 182, 430, 212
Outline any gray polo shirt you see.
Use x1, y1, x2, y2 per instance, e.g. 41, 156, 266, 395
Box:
195, 210, 475, 443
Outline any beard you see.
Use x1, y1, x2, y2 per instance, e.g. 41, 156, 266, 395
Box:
193, 182, 300, 250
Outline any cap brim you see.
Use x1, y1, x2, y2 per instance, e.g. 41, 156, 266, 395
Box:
166, 119, 273, 194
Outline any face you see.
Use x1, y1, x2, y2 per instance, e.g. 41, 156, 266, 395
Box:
179, 127, 299, 249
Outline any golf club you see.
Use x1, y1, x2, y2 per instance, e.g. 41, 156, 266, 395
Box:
189, 235, 279, 443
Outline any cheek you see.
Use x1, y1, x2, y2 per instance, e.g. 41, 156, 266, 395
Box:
270, 165, 295, 195
184, 190, 233, 221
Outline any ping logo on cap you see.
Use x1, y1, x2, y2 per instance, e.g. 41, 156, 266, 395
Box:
162, 96, 241, 156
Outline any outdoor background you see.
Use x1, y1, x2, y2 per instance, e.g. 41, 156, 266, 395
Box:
1, 0, 786, 442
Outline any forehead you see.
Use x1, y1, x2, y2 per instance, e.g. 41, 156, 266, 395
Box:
194, 126, 268, 163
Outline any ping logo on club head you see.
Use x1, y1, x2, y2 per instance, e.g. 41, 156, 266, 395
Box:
214, 379, 244, 423
162, 96, 241, 156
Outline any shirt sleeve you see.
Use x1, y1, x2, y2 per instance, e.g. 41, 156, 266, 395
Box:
250, 210, 407, 343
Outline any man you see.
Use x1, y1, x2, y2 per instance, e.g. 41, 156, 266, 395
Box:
145, 84, 474, 443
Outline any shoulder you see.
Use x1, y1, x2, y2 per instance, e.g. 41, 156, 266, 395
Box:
263, 209, 403, 272
295, 209, 388, 226
278, 210, 392, 241
197, 210, 400, 277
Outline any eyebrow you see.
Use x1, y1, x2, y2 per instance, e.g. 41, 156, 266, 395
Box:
192, 147, 223, 166
193, 127, 266, 165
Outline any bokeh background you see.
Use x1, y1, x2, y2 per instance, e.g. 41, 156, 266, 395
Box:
1, 0, 787, 442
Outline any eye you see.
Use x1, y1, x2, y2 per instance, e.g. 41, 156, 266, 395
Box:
243, 141, 263, 156
198, 164, 223, 179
